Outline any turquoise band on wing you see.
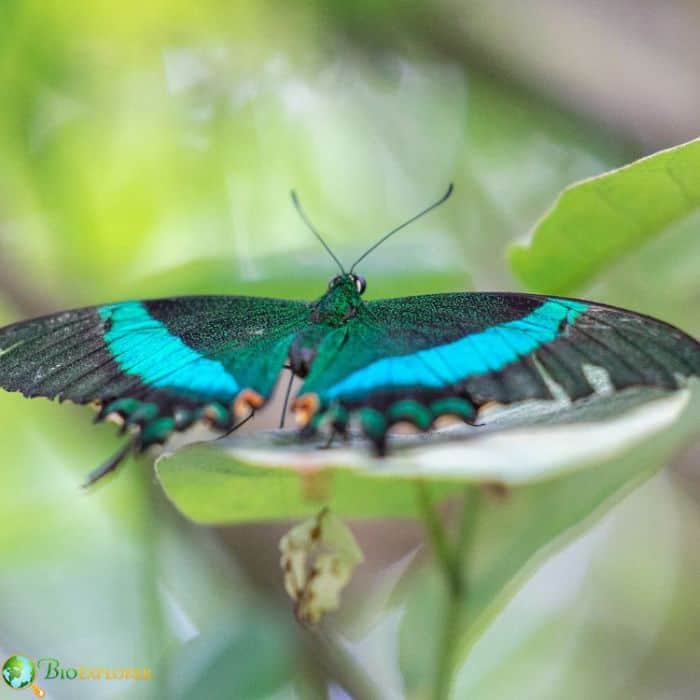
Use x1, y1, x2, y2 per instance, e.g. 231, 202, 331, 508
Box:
98, 302, 240, 400
321, 299, 587, 401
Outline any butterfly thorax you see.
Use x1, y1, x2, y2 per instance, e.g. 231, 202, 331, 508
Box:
288, 275, 365, 378
309, 275, 364, 327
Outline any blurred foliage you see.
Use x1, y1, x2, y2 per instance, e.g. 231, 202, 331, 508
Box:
0, 0, 625, 314
0, 1, 699, 699
451, 471, 700, 700
165, 608, 297, 700
510, 138, 700, 295
160, 385, 699, 699
398, 386, 699, 698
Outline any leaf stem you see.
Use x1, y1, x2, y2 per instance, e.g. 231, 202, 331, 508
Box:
416, 483, 480, 700
305, 627, 383, 700
433, 581, 463, 700
416, 482, 460, 594
455, 486, 481, 584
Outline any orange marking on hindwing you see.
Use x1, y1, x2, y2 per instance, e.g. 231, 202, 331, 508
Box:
292, 393, 320, 427
234, 388, 265, 417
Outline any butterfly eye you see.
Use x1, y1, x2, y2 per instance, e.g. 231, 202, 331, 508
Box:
328, 276, 339, 290
354, 275, 366, 295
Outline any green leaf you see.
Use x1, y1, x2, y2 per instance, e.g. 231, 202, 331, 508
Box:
452, 474, 691, 699
156, 437, 460, 523
164, 607, 297, 700
398, 383, 700, 697
509, 138, 700, 293
157, 386, 696, 523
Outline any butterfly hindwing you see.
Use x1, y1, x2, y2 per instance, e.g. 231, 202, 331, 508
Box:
0, 295, 309, 447
295, 292, 700, 451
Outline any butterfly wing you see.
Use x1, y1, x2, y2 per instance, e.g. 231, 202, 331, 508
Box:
294, 292, 700, 452
0, 296, 309, 447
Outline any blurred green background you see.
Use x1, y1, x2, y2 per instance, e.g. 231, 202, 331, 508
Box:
1, 1, 699, 698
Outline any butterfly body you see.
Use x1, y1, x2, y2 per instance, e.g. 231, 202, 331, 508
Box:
1, 267, 699, 482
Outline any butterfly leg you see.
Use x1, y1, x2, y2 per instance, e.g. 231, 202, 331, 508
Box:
279, 370, 295, 429
82, 439, 136, 488
217, 410, 256, 439
320, 429, 337, 450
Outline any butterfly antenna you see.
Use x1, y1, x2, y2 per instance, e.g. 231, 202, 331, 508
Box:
350, 183, 454, 272
291, 191, 346, 274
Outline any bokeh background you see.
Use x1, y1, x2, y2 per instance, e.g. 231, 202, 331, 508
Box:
1, 1, 699, 698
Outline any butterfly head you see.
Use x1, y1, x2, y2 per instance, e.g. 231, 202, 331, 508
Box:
329, 273, 366, 296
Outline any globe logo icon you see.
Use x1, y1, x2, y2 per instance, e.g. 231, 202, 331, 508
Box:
1, 656, 45, 696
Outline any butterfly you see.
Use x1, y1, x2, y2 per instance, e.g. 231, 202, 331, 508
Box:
0, 185, 698, 486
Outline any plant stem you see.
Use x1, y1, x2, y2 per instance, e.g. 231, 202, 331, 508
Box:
433, 582, 463, 700
455, 486, 481, 582
305, 626, 383, 700
416, 483, 481, 700
416, 482, 460, 593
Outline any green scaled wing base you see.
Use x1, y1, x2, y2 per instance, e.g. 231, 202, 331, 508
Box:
1, 276, 699, 481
